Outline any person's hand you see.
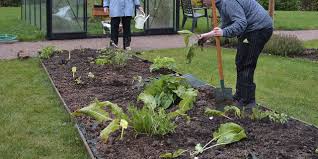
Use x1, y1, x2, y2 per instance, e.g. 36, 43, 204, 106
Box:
203, 0, 212, 7
213, 27, 223, 36
104, 7, 109, 14
198, 31, 214, 43
138, 6, 144, 13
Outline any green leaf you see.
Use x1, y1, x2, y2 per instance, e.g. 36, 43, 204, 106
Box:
178, 30, 194, 35
173, 149, 187, 157
100, 119, 120, 142
186, 45, 195, 64
224, 106, 241, 118
72, 100, 111, 123
159, 153, 173, 158
205, 108, 225, 117
138, 93, 157, 110
195, 144, 204, 154
213, 122, 247, 145
160, 149, 187, 158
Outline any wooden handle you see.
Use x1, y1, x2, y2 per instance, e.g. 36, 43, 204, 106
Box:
211, 0, 224, 81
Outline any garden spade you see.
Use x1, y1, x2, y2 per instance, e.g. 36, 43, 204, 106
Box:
210, 0, 232, 101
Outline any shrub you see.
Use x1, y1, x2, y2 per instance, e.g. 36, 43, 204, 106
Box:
263, 34, 305, 56
39, 46, 59, 59
257, 0, 299, 11
299, 0, 318, 11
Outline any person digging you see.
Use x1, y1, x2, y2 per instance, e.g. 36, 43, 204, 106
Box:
199, 0, 273, 108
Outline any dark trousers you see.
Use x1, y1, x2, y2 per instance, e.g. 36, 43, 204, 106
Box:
110, 16, 132, 49
234, 28, 273, 104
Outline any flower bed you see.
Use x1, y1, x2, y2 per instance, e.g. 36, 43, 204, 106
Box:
42, 48, 318, 159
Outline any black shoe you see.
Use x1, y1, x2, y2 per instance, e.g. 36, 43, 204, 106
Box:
233, 99, 244, 108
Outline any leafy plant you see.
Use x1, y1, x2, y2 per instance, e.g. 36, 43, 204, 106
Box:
178, 30, 202, 64
191, 122, 247, 156
138, 75, 190, 110
75, 76, 83, 85
71, 67, 77, 78
129, 106, 176, 136
251, 107, 289, 124
138, 75, 198, 119
39, 46, 58, 59
160, 149, 187, 158
205, 105, 242, 120
150, 56, 177, 72
95, 48, 131, 66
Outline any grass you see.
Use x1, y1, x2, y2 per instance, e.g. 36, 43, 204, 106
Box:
274, 11, 318, 30
141, 47, 318, 126
304, 39, 318, 48
0, 59, 89, 159
0, 7, 44, 41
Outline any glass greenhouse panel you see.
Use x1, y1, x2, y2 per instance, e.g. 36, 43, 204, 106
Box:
30, 0, 35, 25
36, 0, 41, 28
52, 0, 85, 33
41, 0, 46, 32
25, 0, 30, 23
146, 0, 176, 29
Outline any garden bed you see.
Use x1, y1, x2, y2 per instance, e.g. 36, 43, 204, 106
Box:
42, 49, 318, 159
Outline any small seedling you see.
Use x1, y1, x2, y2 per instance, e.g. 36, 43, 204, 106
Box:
75, 77, 83, 85
71, 67, 77, 78
88, 72, 95, 78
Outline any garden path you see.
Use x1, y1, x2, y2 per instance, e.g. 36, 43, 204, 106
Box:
1, 30, 318, 59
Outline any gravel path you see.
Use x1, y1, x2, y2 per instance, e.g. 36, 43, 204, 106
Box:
1, 30, 318, 60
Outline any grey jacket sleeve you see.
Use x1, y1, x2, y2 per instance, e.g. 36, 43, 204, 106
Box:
222, 1, 247, 37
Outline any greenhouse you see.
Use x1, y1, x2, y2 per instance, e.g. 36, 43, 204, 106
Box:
21, 0, 180, 39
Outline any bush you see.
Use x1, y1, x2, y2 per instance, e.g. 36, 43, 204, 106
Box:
299, 0, 318, 11
0, 0, 20, 7
263, 34, 305, 56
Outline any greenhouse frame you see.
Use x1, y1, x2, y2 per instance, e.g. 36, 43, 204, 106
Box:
21, 0, 181, 40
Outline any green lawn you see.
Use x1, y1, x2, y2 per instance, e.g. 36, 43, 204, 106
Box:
0, 59, 89, 159
304, 39, 318, 48
274, 11, 318, 30
182, 10, 318, 33
141, 47, 318, 126
0, 7, 44, 41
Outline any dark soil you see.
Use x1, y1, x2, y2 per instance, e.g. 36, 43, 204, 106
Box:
42, 49, 318, 159
292, 48, 318, 61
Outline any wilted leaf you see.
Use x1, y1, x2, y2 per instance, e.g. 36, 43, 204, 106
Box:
224, 106, 241, 118
105, 102, 128, 119
159, 152, 173, 158
205, 108, 224, 117
173, 149, 187, 157
72, 100, 111, 123
178, 30, 194, 35
100, 119, 120, 142
186, 45, 195, 64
